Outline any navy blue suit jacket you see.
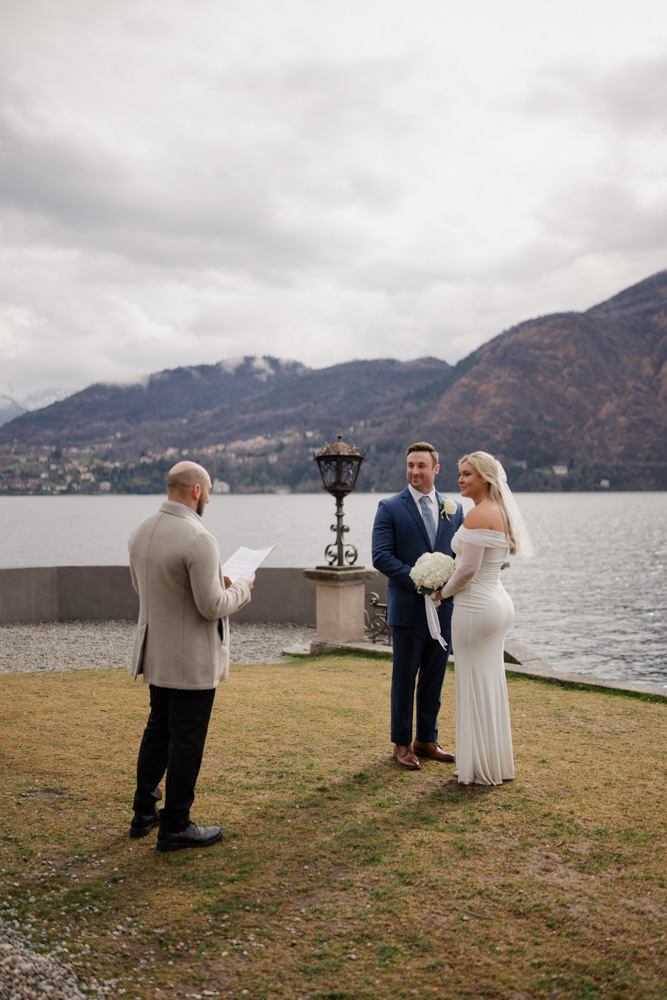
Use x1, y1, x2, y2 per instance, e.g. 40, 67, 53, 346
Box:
372, 487, 464, 629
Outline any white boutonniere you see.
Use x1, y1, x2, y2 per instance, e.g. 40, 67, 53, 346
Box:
439, 497, 458, 519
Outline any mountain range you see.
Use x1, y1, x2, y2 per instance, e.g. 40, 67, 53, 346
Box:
1, 270, 666, 492
0, 394, 26, 426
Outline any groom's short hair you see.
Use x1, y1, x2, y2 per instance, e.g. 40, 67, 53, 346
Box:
406, 441, 439, 466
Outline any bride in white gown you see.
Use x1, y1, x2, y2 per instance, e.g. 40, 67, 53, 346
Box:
434, 452, 534, 785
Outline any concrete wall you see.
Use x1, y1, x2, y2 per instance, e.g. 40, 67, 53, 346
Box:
0, 567, 60, 624
0, 565, 387, 626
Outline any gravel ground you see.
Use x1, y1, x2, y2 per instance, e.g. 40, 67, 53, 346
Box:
0, 618, 314, 999
0, 619, 315, 674
0, 917, 109, 1000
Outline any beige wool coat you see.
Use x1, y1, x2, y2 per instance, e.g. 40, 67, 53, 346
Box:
128, 501, 251, 690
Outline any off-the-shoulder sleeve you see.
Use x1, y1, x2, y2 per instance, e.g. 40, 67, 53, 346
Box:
456, 526, 509, 547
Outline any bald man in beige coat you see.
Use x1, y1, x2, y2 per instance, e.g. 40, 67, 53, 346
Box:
128, 461, 254, 852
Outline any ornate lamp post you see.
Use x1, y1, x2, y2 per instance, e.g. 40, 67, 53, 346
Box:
305, 434, 376, 645
313, 435, 366, 568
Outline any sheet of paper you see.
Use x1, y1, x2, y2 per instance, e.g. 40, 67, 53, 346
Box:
222, 544, 277, 583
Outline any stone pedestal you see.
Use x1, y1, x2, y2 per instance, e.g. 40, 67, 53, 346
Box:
303, 567, 377, 643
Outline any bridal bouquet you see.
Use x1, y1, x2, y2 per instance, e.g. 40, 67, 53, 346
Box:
410, 552, 456, 596
410, 552, 456, 650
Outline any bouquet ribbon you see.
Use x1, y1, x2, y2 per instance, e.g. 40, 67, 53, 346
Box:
424, 596, 447, 649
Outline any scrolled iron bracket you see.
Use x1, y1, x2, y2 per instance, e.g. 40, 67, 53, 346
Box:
325, 541, 359, 566
364, 591, 392, 645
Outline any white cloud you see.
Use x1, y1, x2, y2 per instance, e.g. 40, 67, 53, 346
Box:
0, 0, 666, 402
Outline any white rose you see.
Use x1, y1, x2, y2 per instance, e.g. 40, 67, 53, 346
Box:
440, 497, 458, 518
410, 552, 456, 593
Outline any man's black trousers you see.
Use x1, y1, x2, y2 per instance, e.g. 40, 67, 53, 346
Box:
133, 684, 216, 833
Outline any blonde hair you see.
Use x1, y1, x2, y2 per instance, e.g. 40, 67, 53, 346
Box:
459, 451, 517, 555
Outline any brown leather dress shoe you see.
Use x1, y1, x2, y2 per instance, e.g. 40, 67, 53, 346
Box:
412, 739, 455, 762
393, 744, 421, 770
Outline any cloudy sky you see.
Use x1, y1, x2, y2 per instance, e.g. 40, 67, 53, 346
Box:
1, 0, 666, 404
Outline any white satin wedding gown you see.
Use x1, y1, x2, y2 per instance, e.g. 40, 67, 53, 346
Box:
442, 526, 515, 785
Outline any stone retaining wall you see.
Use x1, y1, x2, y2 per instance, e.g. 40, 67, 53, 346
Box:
2, 567, 664, 699
0, 565, 388, 626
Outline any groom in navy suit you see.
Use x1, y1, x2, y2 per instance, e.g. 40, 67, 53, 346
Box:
372, 442, 464, 770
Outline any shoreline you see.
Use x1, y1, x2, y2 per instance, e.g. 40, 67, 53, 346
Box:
1, 620, 664, 699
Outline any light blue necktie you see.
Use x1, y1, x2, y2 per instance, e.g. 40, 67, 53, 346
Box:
419, 495, 436, 549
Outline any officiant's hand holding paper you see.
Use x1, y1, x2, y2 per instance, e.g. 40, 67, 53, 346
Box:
224, 569, 256, 589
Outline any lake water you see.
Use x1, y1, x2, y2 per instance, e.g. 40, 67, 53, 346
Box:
1, 492, 665, 688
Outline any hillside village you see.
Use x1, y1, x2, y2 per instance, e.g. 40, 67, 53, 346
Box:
1, 271, 665, 494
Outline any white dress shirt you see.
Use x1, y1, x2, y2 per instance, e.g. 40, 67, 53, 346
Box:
408, 483, 437, 514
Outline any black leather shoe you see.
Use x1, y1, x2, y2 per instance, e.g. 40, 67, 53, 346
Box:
129, 806, 162, 839
156, 822, 223, 852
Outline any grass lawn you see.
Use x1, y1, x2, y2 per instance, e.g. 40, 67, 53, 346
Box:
0, 654, 665, 1000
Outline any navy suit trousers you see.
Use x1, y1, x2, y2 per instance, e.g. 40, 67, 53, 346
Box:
390, 623, 449, 745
